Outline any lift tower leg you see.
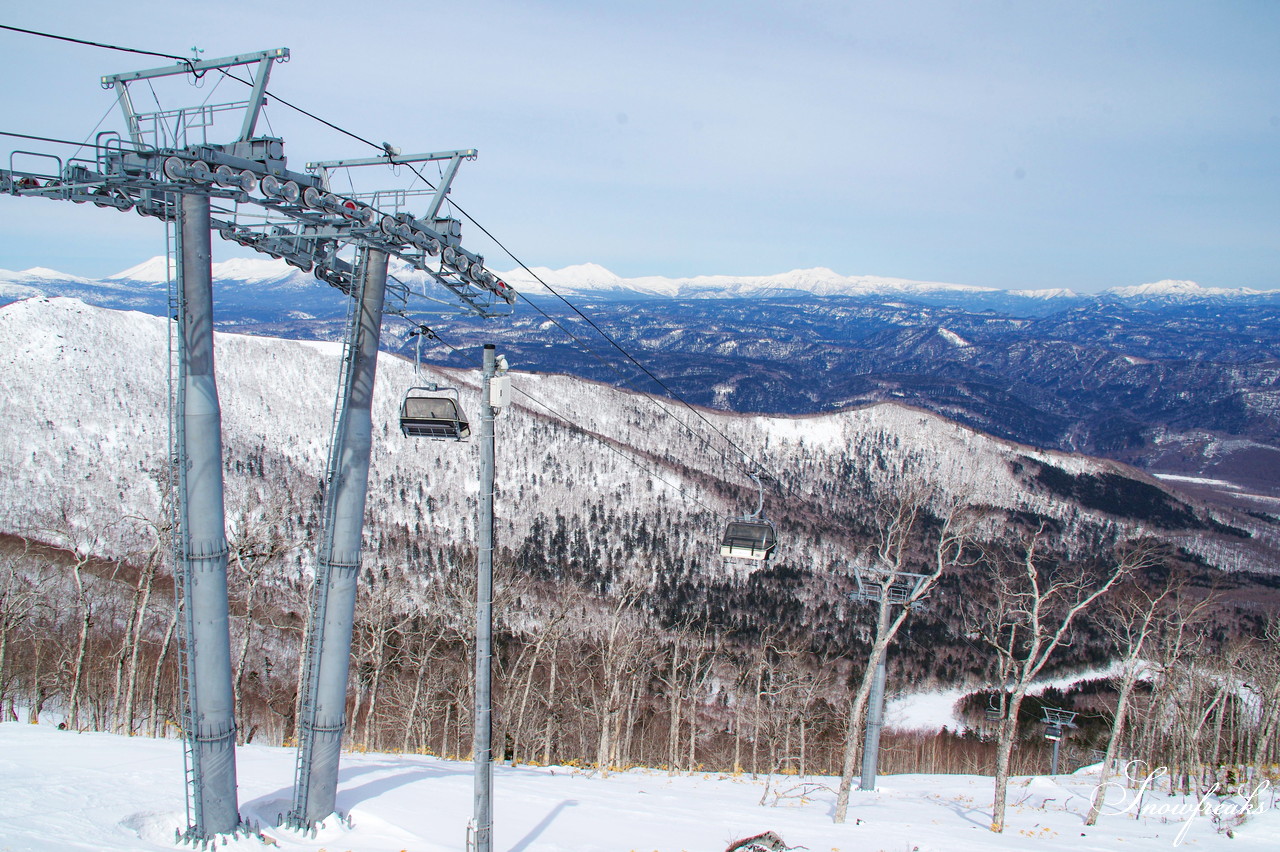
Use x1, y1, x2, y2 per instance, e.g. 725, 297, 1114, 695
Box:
859, 654, 888, 791
175, 192, 241, 837
473, 344, 498, 852
290, 248, 389, 829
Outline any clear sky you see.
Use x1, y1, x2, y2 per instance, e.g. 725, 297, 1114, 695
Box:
0, 0, 1276, 291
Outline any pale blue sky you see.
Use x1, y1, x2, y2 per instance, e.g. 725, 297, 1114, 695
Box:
0, 0, 1276, 291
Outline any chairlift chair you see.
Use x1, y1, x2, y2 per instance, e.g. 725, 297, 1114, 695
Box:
399, 324, 472, 440
1040, 707, 1078, 742
986, 694, 1005, 722
720, 518, 778, 562
400, 386, 471, 440
720, 469, 778, 562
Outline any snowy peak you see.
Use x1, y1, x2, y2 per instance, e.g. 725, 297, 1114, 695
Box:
1103, 279, 1263, 299
105, 255, 312, 287
105, 256, 175, 283
0, 265, 93, 285
210, 256, 300, 285
502, 264, 998, 299
1009, 287, 1078, 299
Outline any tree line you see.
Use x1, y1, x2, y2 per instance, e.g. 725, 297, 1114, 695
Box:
1, 489, 1278, 835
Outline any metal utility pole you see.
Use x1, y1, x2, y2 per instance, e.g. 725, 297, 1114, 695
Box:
289, 248, 389, 829
173, 192, 240, 838
859, 655, 888, 791
473, 344, 509, 852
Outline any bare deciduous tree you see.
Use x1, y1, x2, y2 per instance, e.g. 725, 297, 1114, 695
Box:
834, 496, 976, 822
968, 527, 1158, 833
1085, 564, 1208, 825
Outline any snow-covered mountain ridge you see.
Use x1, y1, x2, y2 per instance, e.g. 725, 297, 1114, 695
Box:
4, 257, 1275, 304
0, 297, 1268, 583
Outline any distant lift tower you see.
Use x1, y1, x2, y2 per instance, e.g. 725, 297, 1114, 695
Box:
1, 46, 514, 842
849, 564, 933, 792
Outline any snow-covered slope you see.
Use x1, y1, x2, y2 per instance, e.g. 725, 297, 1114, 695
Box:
0, 297, 1245, 573
0, 719, 1273, 852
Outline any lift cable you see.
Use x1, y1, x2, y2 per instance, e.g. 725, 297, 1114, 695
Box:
0, 129, 122, 149
410, 326, 719, 515
0, 24, 778, 494
438, 193, 778, 484
0, 24, 205, 77
509, 290, 737, 471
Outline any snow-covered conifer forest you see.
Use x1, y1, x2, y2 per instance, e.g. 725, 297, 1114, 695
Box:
2, 295, 1279, 845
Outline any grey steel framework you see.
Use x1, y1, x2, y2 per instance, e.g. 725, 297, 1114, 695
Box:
0, 46, 513, 841
286, 248, 389, 829
850, 565, 933, 792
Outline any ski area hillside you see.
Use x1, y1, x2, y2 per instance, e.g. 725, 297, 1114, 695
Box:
2, 296, 1269, 583
6, 261, 1280, 512
2, 295, 1276, 683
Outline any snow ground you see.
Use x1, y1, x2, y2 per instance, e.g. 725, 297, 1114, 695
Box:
1, 720, 1275, 852
887, 666, 1126, 733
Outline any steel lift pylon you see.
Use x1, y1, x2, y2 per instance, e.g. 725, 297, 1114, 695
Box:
1, 45, 514, 843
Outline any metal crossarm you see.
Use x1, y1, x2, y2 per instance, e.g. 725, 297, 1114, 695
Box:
851, 566, 931, 605
101, 49, 289, 148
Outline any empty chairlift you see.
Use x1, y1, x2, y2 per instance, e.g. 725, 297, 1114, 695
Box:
720, 517, 777, 561
720, 470, 778, 562
399, 325, 471, 440
400, 386, 471, 440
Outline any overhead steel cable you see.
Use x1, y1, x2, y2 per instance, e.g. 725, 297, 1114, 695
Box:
0, 24, 205, 77
511, 288, 737, 471
0, 129, 123, 149
409, 327, 719, 514
432, 194, 780, 484
211, 68, 384, 151
1, 25, 778, 496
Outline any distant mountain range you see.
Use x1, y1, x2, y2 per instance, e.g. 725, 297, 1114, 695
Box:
4, 258, 1278, 513
5, 256, 1278, 310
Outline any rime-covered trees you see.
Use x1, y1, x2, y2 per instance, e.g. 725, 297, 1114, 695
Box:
963, 528, 1161, 833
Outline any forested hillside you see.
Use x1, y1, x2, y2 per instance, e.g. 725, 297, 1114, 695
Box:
2, 296, 1278, 778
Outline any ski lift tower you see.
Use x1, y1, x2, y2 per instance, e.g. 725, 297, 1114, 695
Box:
1042, 707, 1078, 775
849, 563, 932, 792
2, 45, 516, 843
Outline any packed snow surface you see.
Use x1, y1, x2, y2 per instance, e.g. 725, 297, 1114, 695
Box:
1, 720, 1275, 852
